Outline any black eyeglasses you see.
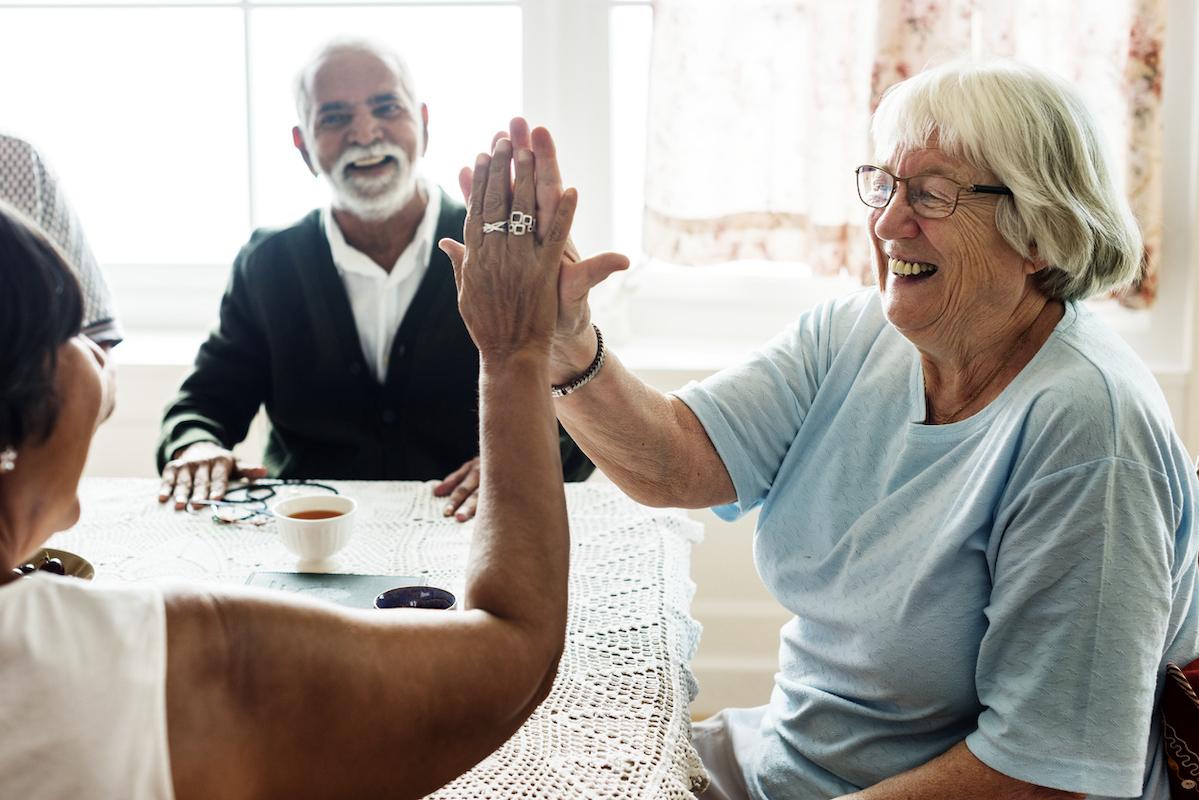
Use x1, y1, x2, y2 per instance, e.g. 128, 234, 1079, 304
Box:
855, 165, 1012, 219
187, 479, 340, 525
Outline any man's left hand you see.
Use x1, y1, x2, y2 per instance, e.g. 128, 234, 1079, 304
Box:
434, 456, 481, 522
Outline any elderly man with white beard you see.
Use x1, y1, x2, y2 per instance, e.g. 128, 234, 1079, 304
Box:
155, 39, 594, 517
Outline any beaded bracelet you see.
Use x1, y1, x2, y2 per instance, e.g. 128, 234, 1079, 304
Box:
551, 324, 605, 398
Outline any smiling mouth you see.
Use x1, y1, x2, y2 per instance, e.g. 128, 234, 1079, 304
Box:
888, 258, 938, 278
345, 155, 397, 173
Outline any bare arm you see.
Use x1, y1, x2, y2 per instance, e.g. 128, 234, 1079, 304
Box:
550, 328, 734, 509
836, 742, 1084, 800
164, 138, 574, 800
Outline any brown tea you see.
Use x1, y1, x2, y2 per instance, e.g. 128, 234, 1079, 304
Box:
288, 509, 344, 520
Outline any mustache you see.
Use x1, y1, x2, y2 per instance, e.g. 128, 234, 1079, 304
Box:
332, 143, 411, 176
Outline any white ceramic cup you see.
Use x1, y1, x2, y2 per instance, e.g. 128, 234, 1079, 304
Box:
271, 494, 357, 561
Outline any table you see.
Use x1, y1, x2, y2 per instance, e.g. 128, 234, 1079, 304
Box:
50, 478, 709, 799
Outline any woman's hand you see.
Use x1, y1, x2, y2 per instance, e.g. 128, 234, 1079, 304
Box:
455, 119, 630, 382
440, 138, 577, 365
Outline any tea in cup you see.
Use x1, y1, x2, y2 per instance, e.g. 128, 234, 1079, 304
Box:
271, 494, 357, 561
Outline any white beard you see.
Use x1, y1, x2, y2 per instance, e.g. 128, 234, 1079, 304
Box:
322, 143, 420, 221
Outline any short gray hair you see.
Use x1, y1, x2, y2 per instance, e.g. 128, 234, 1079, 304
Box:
293, 37, 420, 138
871, 60, 1142, 300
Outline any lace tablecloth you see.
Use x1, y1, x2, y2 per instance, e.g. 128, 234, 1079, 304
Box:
51, 478, 709, 799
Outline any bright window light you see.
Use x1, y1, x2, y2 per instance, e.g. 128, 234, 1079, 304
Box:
0, 7, 249, 264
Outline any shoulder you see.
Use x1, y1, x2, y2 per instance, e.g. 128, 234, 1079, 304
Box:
768, 288, 893, 366
0, 576, 170, 796
1012, 302, 1187, 485
0, 131, 40, 163
0, 132, 48, 209
0, 573, 164, 647
0, 575, 166, 696
0, 576, 166, 711
234, 209, 324, 275
1027, 304, 1172, 443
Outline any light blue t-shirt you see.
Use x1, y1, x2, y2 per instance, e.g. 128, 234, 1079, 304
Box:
675, 290, 1199, 799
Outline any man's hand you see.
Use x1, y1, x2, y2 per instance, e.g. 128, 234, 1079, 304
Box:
158, 441, 268, 511
433, 456, 481, 522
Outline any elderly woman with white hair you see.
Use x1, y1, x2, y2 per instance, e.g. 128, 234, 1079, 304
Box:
446, 61, 1199, 798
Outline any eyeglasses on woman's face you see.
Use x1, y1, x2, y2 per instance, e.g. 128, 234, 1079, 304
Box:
854, 164, 1012, 219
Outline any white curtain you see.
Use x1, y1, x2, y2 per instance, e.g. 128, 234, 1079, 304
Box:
643, 0, 1166, 305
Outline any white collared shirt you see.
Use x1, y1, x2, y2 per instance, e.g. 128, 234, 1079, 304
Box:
322, 177, 442, 383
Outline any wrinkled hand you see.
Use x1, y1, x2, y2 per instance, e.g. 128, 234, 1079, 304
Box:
157, 441, 268, 511
454, 119, 630, 376
439, 138, 578, 361
433, 456, 480, 522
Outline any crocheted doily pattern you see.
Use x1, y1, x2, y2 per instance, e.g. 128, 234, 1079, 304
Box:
54, 479, 708, 798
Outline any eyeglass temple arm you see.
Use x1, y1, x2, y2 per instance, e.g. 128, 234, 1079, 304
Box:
970, 184, 1013, 196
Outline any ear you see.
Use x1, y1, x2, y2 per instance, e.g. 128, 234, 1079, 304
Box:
1024, 242, 1049, 274
420, 103, 430, 157
293, 126, 317, 176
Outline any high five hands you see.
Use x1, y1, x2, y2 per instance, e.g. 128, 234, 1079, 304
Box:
434, 120, 627, 522
438, 119, 630, 383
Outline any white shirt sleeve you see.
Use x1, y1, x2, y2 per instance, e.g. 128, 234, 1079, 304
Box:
0, 574, 173, 799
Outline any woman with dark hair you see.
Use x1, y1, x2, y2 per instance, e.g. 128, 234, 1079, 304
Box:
0, 136, 578, 799
0, 199, 90, 465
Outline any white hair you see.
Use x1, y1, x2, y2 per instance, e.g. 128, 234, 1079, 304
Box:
292, 37, 420, 140
871, 60, 1142, 300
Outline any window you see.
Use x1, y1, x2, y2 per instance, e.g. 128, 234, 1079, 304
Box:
0, 0, 1194, 375
608, 0, 1199, 374
0, 0, 636, 343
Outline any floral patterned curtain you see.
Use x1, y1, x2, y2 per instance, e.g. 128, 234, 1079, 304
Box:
643, 0, 1166, 306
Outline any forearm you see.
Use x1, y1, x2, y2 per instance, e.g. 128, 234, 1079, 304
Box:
464, 352, 570, 645
157, 344, 266, 470
157, 259, 270, 471
838, 742, 1084, 800
552, 335, 734, 508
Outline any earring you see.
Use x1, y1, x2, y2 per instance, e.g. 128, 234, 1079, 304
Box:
0, 447, 16, 473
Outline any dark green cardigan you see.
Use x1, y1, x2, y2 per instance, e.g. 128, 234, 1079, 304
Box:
156, 195, 594, 482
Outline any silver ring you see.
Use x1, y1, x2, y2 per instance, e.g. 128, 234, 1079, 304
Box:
509, 211, 536, 236
482, 220, 507, 234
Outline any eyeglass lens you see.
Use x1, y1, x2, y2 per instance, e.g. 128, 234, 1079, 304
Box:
856, 166, 961, 219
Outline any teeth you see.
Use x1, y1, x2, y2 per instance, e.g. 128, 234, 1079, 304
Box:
889, 258, 936, 276
352, 155, 388, 167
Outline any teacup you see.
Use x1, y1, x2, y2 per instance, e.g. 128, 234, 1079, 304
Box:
271, 494, 357, 562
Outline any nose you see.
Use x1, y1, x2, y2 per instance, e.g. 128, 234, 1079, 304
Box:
81, 335, 118, 425
872, 182, 920, 242
346, 108, 382, 147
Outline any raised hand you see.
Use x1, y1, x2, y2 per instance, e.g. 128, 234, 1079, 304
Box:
440, 138, 577, 364
455, 120, 630, 380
